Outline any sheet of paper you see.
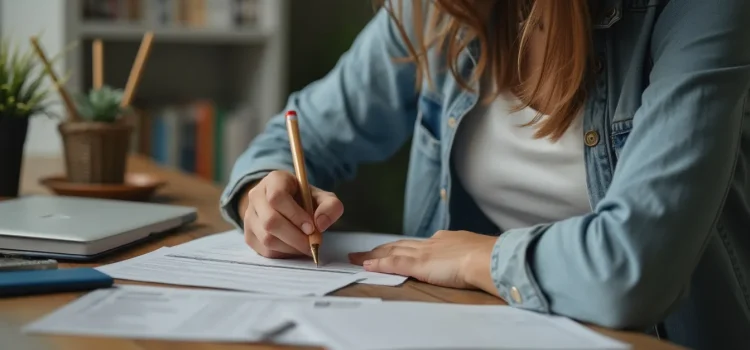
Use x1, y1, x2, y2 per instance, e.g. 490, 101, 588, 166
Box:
23, 284, 380, 346
284, 301, 632, 350
97, 248, 361, 296
169, 230, 413, 286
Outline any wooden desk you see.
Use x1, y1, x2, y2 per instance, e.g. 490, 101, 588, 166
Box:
0, 155, 686, 350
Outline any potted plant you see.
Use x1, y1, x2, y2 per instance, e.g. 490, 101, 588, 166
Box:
31, 33, 153, 184
0, 39, 59, 197
59, 85, 133, 184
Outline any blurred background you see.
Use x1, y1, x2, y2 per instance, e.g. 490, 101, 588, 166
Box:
0, 0, 410, 234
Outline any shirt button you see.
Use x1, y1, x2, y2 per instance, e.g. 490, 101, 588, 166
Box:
606, 7, 618, 19
598, 7, 619, 27
584, 130, 600, 147
447, 117, 457, 128
510, 286, 523, 304
439, 188, 447, 201
593, 57, 603, 74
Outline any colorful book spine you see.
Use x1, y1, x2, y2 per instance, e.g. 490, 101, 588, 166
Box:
163, 107, 182, 167
213, 108, 226, 182
180, 109, 196, 173
150, 113, 167, 164
195, 101, 215, 181
142, 101, 260, 184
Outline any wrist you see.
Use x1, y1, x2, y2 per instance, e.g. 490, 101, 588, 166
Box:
237, 185, 251, 216
463, 236, 501, 297
236, 181, 259, 223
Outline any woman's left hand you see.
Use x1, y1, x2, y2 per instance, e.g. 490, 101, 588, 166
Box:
348, 230, 499, 292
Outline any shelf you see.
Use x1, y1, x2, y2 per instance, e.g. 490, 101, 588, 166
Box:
78, 22, 273, 44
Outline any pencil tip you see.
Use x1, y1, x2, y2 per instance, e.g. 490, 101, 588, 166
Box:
311, 244, 320, 267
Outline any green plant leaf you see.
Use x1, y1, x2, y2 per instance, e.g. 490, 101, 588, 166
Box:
0, 36, 73, 119
20, 67, 45, 103
74, 86, 127, 123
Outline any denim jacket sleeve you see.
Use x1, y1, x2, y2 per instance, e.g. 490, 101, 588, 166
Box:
491, 0, 750, 329
218, 5, 421, 229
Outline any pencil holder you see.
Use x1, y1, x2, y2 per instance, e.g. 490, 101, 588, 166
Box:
58, 120, 132, 184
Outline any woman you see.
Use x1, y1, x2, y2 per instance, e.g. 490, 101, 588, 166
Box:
219, 1, 750, 349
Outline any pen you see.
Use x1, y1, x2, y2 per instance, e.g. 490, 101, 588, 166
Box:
258, 320, 297, 342
285, 110, 322, 267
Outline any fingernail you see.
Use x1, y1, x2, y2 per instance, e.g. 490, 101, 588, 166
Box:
316, 214, 331, 232
363, 260, 373, 267
301, 223, 313, 235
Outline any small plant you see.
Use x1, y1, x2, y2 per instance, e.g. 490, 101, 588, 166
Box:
75, 86, 130, 122
0, 39, 57, 119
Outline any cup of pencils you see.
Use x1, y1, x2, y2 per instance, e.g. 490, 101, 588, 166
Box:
31, 33, 153, 185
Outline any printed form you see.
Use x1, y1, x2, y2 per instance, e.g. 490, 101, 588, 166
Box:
97, 231, 410, 296
170, 230, 411, 285
23, 285, 380, 345
97, 248, 361, 296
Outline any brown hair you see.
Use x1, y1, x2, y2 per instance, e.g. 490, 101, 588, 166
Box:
378, 0, 593, 140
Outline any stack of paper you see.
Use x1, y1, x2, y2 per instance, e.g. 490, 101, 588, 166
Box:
23, 285, 631, 349
23, 285, 380, 346
96, 231, 410, 296
23, 230, 634, 349
283, 302, 632, 350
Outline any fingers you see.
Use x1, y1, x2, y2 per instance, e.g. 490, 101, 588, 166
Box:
312, 189, 344, 232
265, 172, 316, 235
363, 255, 416, 276
348, 241, 419, 265
241, 170, 344, 259
252, 193, 312, 256
245, 233, 297, 259
243, 205, 297, 258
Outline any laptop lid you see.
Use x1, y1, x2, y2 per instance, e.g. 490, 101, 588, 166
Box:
0, 195, 197, 260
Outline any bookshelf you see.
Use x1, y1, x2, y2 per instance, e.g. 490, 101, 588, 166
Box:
5, 0, 290, 184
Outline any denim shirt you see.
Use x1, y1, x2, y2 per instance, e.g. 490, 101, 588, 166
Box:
219, 0, 750, 348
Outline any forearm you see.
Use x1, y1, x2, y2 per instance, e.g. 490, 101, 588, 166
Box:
220, 8, 422, 230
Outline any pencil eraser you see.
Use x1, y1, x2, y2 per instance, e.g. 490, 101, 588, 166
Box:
286, 110, 297, 120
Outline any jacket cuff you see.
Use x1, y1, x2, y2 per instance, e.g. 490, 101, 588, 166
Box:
491, 225, 551, 313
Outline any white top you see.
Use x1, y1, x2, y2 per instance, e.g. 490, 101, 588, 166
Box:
452, 93, 592, 231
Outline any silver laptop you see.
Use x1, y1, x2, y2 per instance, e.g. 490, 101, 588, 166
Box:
0, 195, 197, 261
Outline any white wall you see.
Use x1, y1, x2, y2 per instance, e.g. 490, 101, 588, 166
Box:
1, 0, 66, 156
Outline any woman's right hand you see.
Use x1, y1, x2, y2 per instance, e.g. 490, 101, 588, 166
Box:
239, 170, 344, 259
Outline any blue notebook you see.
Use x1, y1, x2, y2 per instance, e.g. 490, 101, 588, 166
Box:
0, 267, 114, 297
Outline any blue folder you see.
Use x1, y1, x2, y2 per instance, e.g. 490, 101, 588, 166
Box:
0, 267, 114, 297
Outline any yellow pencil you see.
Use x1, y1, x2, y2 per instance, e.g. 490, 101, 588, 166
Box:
285, 110, 322, 266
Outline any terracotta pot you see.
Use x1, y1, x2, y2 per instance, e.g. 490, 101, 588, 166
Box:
0, 115, 30, 197
58, 121, 133, 184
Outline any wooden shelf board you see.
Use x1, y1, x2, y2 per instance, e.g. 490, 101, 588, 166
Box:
79, 22, 272, 44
